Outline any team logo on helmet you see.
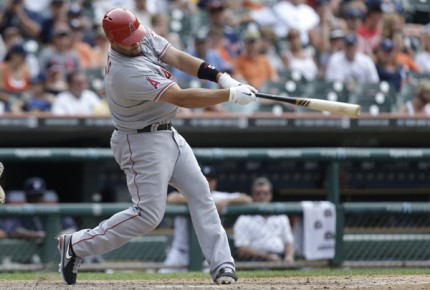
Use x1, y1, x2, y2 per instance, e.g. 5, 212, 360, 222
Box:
129, 22, 136, 34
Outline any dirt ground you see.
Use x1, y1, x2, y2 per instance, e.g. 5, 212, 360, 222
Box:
1, 275, 430, 290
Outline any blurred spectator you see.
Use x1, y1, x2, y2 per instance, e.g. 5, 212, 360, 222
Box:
257, 0, 320, 47
343, 5, 365, 35
325, 34, 379, 84
0, 43, 31, 111
375, 38, 405, 91
0, 0, 43, 41
3, 177, 77, 240
357, 0, 383, 55
40, 0, 69, 44
414, 29, 430, 74
67, 3, 94, 45
38, 23, 81, 90
0, 26, 40, 78
151, 13, 183, 50
69, 18, 97, 69
381, 12, 403, 40
393, 30, 420, 73
399, 80, 430, 115
130, 0, 152, 28
51, 71, 101, 115
233, 177, 294, 263
206, 27, 234, 73
313, 0, 346, 55
160, 165, 252, 273
11, 73, 54, 113
173, 29, 227, 92
281, 28, 318, 81
205, 0, 241, 60
92, 29, 110, 70
318, 28, 345, 75
234, 29, 278, 90
259, 27, 284, 73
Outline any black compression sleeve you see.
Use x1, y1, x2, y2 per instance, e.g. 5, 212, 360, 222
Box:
197, 62, 221, 82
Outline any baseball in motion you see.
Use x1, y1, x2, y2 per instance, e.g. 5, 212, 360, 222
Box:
0, 162, 5, 204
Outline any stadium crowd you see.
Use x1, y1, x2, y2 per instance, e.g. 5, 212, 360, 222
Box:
0, 0, 429, 115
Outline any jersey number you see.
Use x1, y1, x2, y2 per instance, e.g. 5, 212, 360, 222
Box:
147, 77, 161, 89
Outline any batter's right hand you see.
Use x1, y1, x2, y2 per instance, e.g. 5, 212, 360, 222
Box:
229, 85, 257, 105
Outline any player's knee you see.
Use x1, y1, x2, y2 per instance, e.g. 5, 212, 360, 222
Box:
140, 202, 165, 231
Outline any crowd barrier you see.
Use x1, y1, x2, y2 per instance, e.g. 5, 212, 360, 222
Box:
1, 148, 429, 271
0, 202, 429, 272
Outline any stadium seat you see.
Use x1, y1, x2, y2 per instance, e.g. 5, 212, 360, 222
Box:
409, 72, 430, 83
402, 0, 430, 12
396, 83, 416, 110
349, 81, 396, 114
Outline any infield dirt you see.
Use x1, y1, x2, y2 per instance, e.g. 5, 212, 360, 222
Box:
1, 275, 430, 289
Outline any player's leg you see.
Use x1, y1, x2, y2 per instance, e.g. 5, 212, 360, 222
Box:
59, 131, 178, 284
169, 131, 236, 283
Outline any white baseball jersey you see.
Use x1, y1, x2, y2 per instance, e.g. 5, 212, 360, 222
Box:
104, 27, 177, 131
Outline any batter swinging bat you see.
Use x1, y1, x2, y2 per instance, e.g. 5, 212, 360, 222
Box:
256, 93, 361, 116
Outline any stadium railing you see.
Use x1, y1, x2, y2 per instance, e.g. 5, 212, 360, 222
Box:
1, 148, 430, 271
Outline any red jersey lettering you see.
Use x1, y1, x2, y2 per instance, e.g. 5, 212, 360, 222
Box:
161, 68, 172, 79
147, 77, 161, 89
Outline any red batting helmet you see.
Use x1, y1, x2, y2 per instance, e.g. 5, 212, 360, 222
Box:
102, 8, 146, 46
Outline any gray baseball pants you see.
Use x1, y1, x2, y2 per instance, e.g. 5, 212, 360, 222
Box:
71, 128, 235, 279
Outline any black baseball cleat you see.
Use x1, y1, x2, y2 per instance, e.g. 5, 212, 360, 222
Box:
214, 267, 238, 285
58, 234, 83, 285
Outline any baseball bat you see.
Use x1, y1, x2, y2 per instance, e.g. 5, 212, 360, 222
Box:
256, 93, 361, 116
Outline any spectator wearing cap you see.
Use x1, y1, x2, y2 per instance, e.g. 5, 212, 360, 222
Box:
414, 29, 430, 74
399, 80, 430, 115
0, 26, 41, 79
325, 33, 379, 83
343, 5, 365, 35
0, 0, 43, 41
233, 29, 278, 90
233, 177, 295, 263
40, 0, 69, 44
51, 70, 101, 115
160, 165, 252, 272
3, 177, 47, 240
69, 18, 97, 69
357, 0, 384, 55
0, 43, 31, 112
205, 0, 242, 60
38, 22, 81, 90
2, 177, 78, 242
318, 28, 346, 74
282, 28, 318, 81
259, 27, 284, 73
375, 38, 405, 91
11, 73, 55, 113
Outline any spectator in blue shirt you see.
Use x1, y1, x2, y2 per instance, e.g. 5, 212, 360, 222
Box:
375, 38, 405, 91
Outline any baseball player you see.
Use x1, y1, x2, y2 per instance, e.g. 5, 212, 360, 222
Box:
58, 8, 257, 285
